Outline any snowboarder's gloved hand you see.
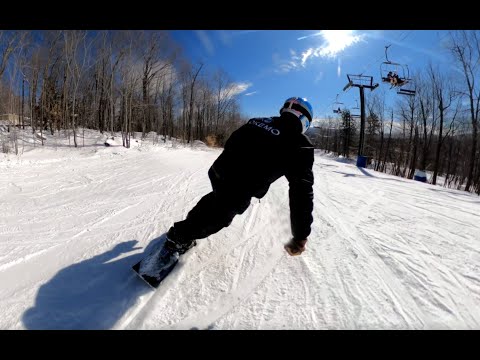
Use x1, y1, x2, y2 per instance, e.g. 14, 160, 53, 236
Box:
284, 238, 307, 256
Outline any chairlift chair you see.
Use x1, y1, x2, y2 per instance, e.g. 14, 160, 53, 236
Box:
396, 79, 416, 96
351, 99, 360, 118
380, 45, 412, 89
332, 94, 344, 114
397, 87, 416, 96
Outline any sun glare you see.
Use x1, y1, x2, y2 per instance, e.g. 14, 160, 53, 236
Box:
300, 30, 364, 66
318, 30, 362, 58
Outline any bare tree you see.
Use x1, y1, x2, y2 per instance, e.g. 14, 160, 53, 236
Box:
157, 66, 175, 141
397, 92, 419, 179
0, 31, 27, 79
4, 32, 31, 154
448, 30, 480, 192
366, 105, 381, 164
442, 103, 463, 188
136, 31, 177, 137
178, 61, 203, 143
381, 109, 394, 173
340, 109, 354, 158
415, 74, 435, 173
213, 69, 237, 135
63, 30, 94, 148
429, 63, 457, 185
0, 30, 309, 161
367, 93, 387, 172
116, 31, 141, 148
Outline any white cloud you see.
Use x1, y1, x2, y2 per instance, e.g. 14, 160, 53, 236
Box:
280, 31, 365, 73
274, 50, 302, 73
301, 48, 314, 66
245, 91, 258, 96
216, 30, 258, 48
297, 33, 323, 41
195, 30, 214, 56
220, 82, 252, 99
218, 31, 231, 46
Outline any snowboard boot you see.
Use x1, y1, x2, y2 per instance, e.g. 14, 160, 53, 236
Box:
284, 238, 307, 256
164, 237, 197, 255
165, 227, 197, 255
137, 242, 179, 279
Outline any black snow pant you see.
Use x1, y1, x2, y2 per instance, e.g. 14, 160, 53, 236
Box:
167, 168, 252, 246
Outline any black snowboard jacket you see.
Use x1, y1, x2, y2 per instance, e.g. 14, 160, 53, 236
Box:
208, 112, 314, 241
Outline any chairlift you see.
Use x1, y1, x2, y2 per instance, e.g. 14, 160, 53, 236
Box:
351, 99, 360, 118
352, 99, 359, 110
397, 88, 416, 96
380, 45, 412, 89
397, 82, 416, 96
332, 94, 343, 114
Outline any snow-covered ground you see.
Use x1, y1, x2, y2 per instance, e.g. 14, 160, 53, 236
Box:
1, 129, 479, 329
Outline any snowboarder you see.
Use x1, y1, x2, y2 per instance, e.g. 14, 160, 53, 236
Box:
138, 97, 315, 282
168, 96, 314, 251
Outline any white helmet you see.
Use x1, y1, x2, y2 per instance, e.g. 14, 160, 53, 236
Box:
280, 97, 314, 134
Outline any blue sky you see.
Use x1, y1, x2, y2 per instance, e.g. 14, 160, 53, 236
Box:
169, 30, 454, 121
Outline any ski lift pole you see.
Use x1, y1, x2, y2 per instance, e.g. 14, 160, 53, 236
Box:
385, 45, 391, 63
343, 74, 379, 168
358, 86, 366, 157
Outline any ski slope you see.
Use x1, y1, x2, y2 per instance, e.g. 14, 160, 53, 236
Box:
1, 129, 479, 329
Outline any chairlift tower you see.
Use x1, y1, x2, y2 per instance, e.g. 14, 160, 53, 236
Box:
343, 74, 379, 167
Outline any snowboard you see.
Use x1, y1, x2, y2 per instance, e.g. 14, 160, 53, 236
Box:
132, 242, 179, 289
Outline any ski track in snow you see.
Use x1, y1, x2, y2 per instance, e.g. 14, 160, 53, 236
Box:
1, 132, 480, 329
